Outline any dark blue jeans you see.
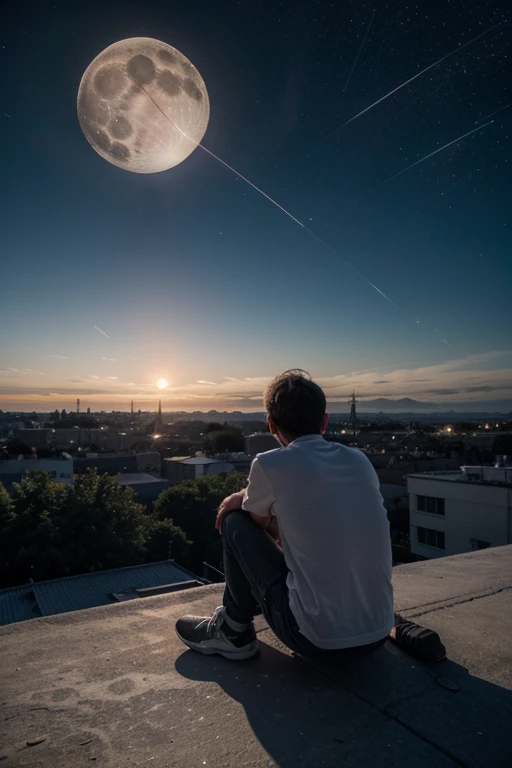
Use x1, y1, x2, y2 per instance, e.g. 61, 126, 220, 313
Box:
221, 512, 387, 660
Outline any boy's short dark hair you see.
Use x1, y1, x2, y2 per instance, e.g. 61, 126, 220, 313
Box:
263, 370, 326, 439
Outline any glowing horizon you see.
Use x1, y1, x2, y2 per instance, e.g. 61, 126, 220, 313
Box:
1, 351, 511, 412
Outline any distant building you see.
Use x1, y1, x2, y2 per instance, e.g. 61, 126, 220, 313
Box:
0, 560, 201, 626
74, 451, 160, 476
17, 428, 53, 449
462, 431, 512, 451
407, 464, 512, 560
245, 433, 279, 456
50, 428, 106, 450
116, 473, 170, 504
162, 456, 234, 485
135, 451, 161, 473
0, 457, 74, 491
220, 453, 253, 474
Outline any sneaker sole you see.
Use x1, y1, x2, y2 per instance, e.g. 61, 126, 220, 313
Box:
175, 629, 260, 661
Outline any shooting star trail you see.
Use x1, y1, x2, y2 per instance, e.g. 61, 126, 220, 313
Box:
324, 21, 501, 139
137, 84, 307, 231
139, 84, 409, 317
371, 120, 494, 191
303, 227, 406, 315
94, 325, 109, 338
194, 144, 305, 228
3, 112, 12, 119
476, 103, 511, 123
135, 82, 442, 333
343, 9, 375, 92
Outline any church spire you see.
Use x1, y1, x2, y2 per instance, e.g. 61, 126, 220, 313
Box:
154, 399, 163, 433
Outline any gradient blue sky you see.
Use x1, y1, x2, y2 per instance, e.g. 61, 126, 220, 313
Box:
2, 0, 511, 411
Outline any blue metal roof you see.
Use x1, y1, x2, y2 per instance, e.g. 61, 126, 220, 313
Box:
0, 585, 40, 624
0, 560, 199, 626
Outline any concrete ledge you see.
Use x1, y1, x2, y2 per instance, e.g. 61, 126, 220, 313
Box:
0, 547, 511, 767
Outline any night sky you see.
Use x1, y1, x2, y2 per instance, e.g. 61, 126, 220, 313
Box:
2, 0, 511, 412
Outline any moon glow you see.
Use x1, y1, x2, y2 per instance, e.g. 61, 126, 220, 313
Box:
77, 38, 210, 173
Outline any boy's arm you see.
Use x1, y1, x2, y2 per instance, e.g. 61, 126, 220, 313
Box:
215, 488, 246, 531
251, 510, 281, 545
242, 459, 280, 542
216, 457, 280, 541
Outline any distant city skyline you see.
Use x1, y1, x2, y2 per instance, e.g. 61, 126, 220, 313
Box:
1, 350, 511, 412
2, 1, 510, 414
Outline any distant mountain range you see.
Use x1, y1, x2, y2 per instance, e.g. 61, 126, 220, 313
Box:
169, 398, 512, 420
330, 397, 512, 414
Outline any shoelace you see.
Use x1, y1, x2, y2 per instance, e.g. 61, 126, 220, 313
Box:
195, 606, 225, 638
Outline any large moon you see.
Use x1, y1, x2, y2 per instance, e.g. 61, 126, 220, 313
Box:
77, 38, 210, 173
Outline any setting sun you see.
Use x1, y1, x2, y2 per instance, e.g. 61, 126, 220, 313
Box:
156, 378, 168, 390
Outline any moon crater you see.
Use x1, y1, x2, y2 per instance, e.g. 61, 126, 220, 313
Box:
110, 142, 131, 161
127, 54, 156, 85
158, 70, 183, 96
183, 77, 202, 101
108, 116, 133, 139
94, 66, 127, 97
78, 37, 209, 173
157, 49, 177, 64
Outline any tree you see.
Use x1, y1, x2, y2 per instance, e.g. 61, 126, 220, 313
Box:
204, 427, 245, 456
0, 470, 190, 589
143, 518, 191, 564
153, 472, 247, 572
492, 434, 512, 456
0, 483, 14, 585
2, 471, 69, 586
205, 422, 227, 433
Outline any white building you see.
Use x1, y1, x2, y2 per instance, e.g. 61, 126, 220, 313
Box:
407, 465, 512, 559
162, 456, 234, 485
0, 458, 74, 491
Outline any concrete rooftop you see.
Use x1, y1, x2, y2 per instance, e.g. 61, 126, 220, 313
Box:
1, 546, 511, 767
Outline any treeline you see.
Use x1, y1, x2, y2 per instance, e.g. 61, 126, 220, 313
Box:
0, 469, 247, 589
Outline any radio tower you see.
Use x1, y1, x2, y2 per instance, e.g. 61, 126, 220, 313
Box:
131, 400, 134, 416
76, 397, 80, 414
349, 391, 357, 425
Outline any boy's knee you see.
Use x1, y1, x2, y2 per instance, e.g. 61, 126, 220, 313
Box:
222, 510, 251, 539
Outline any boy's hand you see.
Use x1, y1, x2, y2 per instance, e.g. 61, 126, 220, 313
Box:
215, 490, 246, 532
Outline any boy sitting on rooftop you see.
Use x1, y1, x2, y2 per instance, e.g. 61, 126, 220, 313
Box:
176, 369, 394, 661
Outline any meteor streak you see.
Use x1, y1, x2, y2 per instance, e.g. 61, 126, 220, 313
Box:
476, 103, 511, 123
94, 325, 109, 338
324, 22, 501, 139
138, 84, 305, 230
343, 10, 375, 92
135, 83, 434, 329
372, 120, 494, 190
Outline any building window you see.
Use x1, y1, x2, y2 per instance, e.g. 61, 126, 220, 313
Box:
470, 539, 491, 551
417, 494, 445, 515
417, 526, 445, 550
